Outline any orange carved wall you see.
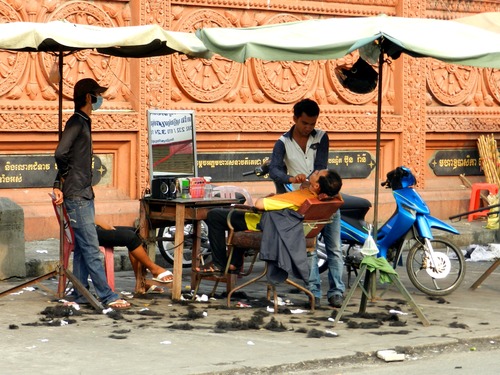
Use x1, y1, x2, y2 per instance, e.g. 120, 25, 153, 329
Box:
0, 0, 498, 240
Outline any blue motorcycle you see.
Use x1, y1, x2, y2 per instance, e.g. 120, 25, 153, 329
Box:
249, 163, 466, 296
331, 166, 466, 296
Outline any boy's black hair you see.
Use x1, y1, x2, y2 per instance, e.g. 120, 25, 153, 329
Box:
293, 98, 320, 118
318, 169, 342, 197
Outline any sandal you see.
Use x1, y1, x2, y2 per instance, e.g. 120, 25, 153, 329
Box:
145, 285, 165, 294
107, 299, 131, 310
195, 263, 222, 275
152, 270, 173, 284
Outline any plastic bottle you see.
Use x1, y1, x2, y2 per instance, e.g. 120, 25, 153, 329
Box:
204, 177, 213, 198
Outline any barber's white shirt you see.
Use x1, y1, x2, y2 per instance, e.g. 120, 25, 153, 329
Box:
279, 129, 326, 189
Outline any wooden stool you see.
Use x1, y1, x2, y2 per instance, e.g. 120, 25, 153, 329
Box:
99, 246, 115, 291
468, 183, 499, 222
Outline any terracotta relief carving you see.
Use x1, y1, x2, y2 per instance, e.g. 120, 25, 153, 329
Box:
426, 60, 478, 106
429, 2, 489, 16
0, 1, 32, 105
44, 2, 128, 106
398, 53, 425, 182
0, 0, 137, 133
172, 0, 398, 16
170, 8, 393, 126
172, 9, 242, 102
250, 13, 317, 103
483, 68, 500, 106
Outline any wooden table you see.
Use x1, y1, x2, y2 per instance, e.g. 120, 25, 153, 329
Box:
139, 197, 238, 300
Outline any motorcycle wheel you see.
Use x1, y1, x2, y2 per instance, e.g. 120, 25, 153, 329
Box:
315, 235, 328, 274
157, 222, 211, 268
406, 237, 466, 296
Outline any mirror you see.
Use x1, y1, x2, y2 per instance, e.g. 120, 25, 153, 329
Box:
147, 110, 198, 183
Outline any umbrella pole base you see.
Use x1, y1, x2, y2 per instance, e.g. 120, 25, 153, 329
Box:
0, 268, 104, 312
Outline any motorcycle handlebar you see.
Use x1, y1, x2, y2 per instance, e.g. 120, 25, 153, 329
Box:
242, 164, 270, 177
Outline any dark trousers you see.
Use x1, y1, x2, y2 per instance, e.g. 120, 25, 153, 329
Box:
95, 226, 142, 252
206, 208, 248, 269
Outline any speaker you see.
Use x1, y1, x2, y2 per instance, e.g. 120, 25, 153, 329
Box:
152, 177, 177, 199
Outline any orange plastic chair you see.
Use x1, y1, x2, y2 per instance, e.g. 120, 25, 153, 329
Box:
468, 183, 499, 221
50, 194, 115, 292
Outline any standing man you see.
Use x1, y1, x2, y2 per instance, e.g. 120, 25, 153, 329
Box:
52, 78, 130, 309
269, 98, 345, 308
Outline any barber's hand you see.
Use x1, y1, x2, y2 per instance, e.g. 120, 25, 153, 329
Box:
290, 174, 307, 184
52, 188, 64, 205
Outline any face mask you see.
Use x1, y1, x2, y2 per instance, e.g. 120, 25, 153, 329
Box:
91, 94, 103, 111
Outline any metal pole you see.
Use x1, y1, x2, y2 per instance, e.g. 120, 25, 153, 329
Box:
372, 49, 385, 239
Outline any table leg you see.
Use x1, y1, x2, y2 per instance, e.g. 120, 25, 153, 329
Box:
191, 220, 202, 290
136, 203, 150, 294
172, 204, 186, 300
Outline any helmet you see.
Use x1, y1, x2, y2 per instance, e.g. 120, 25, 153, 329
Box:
386, 166, 416, 190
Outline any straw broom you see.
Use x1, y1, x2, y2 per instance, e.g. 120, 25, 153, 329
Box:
477, 134, 500, 186
477, 134, 500, 228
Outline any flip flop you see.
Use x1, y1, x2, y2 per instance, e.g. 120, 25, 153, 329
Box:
107, 299, 131, 310
152, 270, 174, 284
146, 285, 164, 294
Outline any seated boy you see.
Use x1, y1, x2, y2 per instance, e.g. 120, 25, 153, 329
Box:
200, 169, 342, 274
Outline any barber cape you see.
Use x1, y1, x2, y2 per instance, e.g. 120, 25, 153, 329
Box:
259, 209, 309, 284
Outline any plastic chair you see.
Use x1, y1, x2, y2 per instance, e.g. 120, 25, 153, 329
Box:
193, 196, 343, 312
50, 194, 115, 292
468, 183, 499, 221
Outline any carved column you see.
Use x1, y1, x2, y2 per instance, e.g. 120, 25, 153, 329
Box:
397, 0, 427, 186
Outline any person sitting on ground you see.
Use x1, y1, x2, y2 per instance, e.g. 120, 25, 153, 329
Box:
199, 169, 342, 274
95, 220, 173, 294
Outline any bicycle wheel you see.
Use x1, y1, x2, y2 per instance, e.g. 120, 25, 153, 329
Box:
406, 237, 465, 296
157, 222, 210, 267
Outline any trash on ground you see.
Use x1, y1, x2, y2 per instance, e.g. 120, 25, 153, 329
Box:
121, 291, 133, 298
247, 341, 255, 345
236, 301, 251, 308
328, 317, 343, 323
160, 340, 172, 345
290, 309, 308, 314
325, 330, 338, 337
195, 294, 209, 302
273, 296, 293, 306
465, 244, 500, 262
389, 309, 408, 315
61, 300, 81, 310
102, 308, 113, 315
377, 349, 405, 362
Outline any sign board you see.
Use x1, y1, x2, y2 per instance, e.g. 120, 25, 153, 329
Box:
0, 154, 109, 188
197, 151, 375, 182
428, 150, 484, 176
147, 110, 198, 183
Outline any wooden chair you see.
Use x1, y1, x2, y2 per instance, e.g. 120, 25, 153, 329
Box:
50, 195, 115, 292
193, 196, 343, 311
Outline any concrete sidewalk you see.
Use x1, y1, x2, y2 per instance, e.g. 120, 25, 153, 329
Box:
0, 219, 499, 374
22, 218, 499, 278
